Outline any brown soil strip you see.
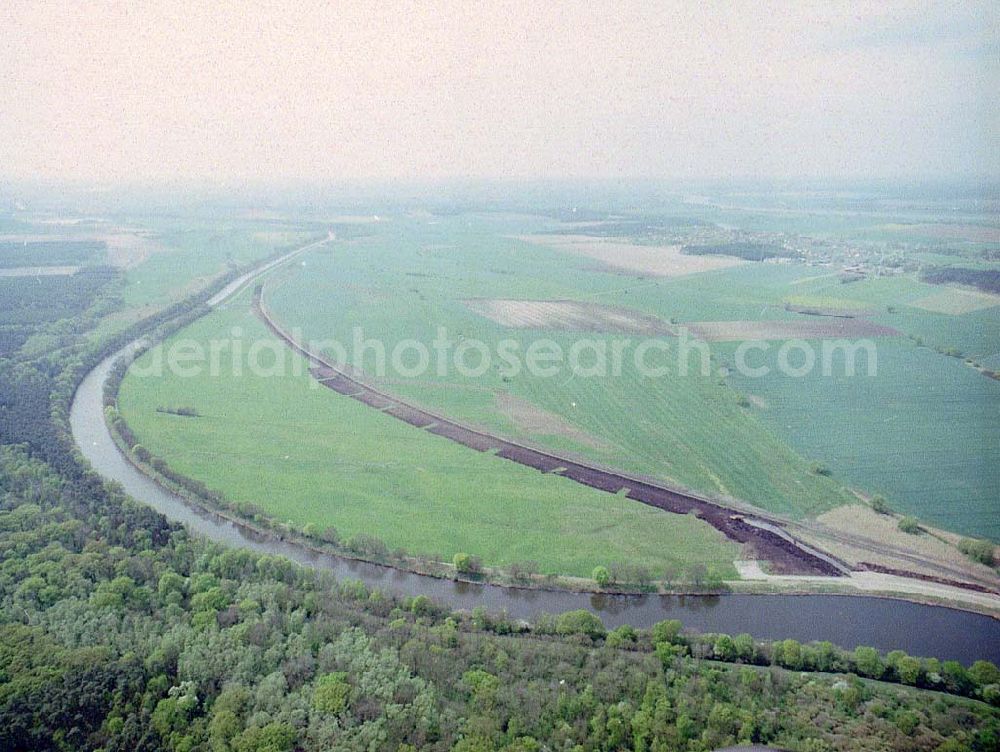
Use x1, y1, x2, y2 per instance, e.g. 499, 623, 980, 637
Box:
309, 368, 364, 396
426, 422, 504, 452
255, 288, 849, 576
352, 391, 397, 410
311, 365, 339, 379
559, 464, 631, 495
495, 445, 565, 473
685, 319, 900, 341
384, 404, 438, 428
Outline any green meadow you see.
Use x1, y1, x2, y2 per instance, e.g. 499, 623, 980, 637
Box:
117, 299, 740, 578
266, 214, 999, 538
119, 220, 315, 310
267, 216, 854, 518
120, 209, 1000, 571
726, 339, 1000, 540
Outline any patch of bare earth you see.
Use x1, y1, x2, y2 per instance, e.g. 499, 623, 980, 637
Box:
798, 504, 1000, 587
683, 319, 900, 341
518, 234, 743, 277
464, 298, 675, 335
495, 392, 609, 450
103, 231, 170, 268
910, 286, 1000, 315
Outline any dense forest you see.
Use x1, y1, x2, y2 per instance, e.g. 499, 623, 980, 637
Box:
0, 266, 119, 357
921, 267, 1000, 295
0, 237, 999, 751
0, 240, 106, 268
3, 447, 999, 752
0, 240, 115, 355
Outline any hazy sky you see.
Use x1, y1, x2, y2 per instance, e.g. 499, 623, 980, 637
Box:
2, 1, 997, 183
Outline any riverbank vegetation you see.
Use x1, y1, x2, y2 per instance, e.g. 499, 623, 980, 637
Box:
2, 447, 999, 752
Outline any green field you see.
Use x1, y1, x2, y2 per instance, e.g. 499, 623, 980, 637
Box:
261, 213, 998, 539
267, 215, 854, 517
117, 299, 740, 578
119, 221, 315, 310
727, 339, 1000, 539
119, 208, 1000, 566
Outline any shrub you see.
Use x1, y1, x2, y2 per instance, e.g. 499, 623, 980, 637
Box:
958, 538, 995, 566
605, 624, 637, 648
508, 560, 539, 582
809, 462, 832, 477
346, 533, 388, 558
319, 526, 340, 545
592, 565, 611, 588
969, 660, 1000, 688
651, 619, 683, 645
896, 655, 922, 685
555, 609, 606, 639
870, 495, 892, 515
713, 634, 736, 661
854, 646, 884, 678
410, 594, 433, 616
453, 552, 482, 574
898, 516, 921, 535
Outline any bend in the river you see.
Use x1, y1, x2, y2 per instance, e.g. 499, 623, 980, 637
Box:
69, 241, 1000, 664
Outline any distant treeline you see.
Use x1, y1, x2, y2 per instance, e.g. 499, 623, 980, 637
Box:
682, 242, 801, 261
922, 266, 1000, 295
553, 216, 711, 237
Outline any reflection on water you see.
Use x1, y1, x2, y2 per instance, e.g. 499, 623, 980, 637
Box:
71, 345, 1000, 665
